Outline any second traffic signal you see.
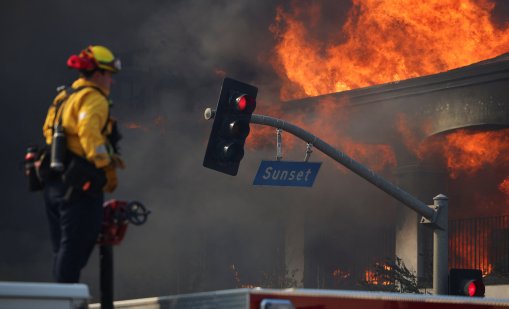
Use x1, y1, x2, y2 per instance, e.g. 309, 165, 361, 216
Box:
449, 268, 485, 297
203, 77, 258, 176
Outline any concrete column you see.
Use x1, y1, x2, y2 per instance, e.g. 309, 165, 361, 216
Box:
395, 207, 424, 278
394, 164, 446, 285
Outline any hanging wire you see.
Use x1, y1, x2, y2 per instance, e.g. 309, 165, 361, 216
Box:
304, 143, 313, 162
276, 128, 283, 161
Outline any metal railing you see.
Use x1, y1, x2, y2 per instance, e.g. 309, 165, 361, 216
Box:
449, 215, 509, 276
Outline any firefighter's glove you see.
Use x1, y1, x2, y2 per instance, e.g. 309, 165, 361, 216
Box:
103, 164, 118, 193
111, 154, 126, 169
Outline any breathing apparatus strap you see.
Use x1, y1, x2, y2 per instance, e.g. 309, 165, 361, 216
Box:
51, 85, 110, 137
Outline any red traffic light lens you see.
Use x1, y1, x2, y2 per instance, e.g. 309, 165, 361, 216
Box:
235, 95, 255, 113
467, 281, 476, 297
464, 280, 485, 297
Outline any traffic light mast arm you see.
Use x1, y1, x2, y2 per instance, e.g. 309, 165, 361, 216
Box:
205, 108, 436, 222
252, 113, 439, 221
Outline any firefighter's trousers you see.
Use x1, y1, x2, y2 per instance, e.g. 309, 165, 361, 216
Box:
44, 177, 103, 283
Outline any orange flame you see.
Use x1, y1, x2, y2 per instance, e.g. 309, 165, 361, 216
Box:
483, 263, 494, 277
395, 123, 509, 179
499, 177, 509, 196
125, 122, 148, 131
396, 125, 509, 216
364, 264, 392, 286
124, 116, 168, 134
260, 0, 509, 171
364, 269, 377, 284
450, 222, 496, 277
332, 268, 351, 280
498, 177, 509, 214
444, 129, 509, 178
271, 0, 509, 100
430, 129, 509, 179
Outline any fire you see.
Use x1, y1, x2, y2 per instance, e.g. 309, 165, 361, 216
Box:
259, 0, 509, 171
124, 122, 148, 132
482, 263, 494, 277
332, 268, 351, 280
364, 264, 392, 286
442, 129, 509, 179
364, 269, 377, 284
395, 125, 509, 216
499, 177, 509, 197
271, 0, 509, 100
125, 122, 146, 130
449, 217, 500, 277
395, 121, 509, 180
331, 267, 352, 288
413, 128, 509, 179
450, 225, 489, 272
123, 116, 168, 133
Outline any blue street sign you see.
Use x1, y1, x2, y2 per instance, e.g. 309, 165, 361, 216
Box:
253, 160, 321, 187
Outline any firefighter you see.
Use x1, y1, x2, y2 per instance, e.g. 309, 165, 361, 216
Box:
41, 45, 124, 283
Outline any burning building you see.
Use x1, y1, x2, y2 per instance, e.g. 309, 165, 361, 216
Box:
275, 52, 509, 291
254, 0, 509, 294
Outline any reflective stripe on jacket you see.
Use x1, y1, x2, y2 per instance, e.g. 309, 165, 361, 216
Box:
43, 78, 112, 168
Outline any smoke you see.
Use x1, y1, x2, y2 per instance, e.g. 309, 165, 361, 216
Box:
5, 0, 508, 303
99, 0, 388, 298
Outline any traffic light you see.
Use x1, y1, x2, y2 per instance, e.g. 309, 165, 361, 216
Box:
449, 268, 485, 297
203, 77, 258, 176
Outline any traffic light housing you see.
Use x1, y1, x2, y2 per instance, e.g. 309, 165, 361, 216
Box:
203, 77, 258, 176
449, 268, 485, 297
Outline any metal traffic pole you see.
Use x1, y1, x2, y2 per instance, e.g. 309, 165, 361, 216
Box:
205, 108, 449, 294
432, 195, 449, 295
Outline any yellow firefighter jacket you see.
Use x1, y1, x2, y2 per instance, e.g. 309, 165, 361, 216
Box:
43, 78, 113, 169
